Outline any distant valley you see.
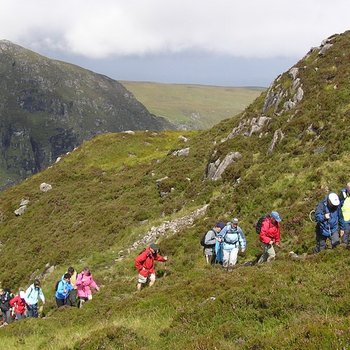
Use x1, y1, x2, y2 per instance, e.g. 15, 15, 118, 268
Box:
121, 81, 264, 129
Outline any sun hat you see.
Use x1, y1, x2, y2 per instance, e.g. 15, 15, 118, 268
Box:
328, 192, 340, 206
271, 211, 282, 222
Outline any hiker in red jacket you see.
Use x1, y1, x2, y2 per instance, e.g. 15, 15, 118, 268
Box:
9, 289, 26, 320
258, 211, 282, 263
135, 243, 167, 291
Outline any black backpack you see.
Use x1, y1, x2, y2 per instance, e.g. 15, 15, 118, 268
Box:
255, 215, 270, 234
55, 280, 60, 292
200, 229, 216, 247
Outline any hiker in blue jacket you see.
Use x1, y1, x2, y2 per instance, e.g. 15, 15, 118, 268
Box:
204, 221, 225, 264
219, 218, 246, 268
24, 279, 45, 318
314, 192, 343, 253
55, 273, 73, 307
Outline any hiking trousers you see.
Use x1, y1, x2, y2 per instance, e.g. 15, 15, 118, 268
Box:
342, 222, 350, 245
314, 230, 340, 253
223, 248, 239, 267
258, 243, 276, 263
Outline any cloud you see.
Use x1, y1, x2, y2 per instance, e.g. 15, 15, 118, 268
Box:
0, 0, 349, 58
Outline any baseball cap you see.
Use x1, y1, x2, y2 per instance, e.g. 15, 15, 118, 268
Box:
271, 211, 282, 222
328, 192, 340, 206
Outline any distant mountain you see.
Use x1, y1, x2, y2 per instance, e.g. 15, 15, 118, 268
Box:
0, 40, 172, 189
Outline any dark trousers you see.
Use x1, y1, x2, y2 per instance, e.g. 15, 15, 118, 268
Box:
315, 230, 340, 253
66, 290, 78, 307
26, 304, 38, 318
56, 298, 66, 308
342, 222, 350, 244
1, 309, 12, 324
15, 313, 25, 320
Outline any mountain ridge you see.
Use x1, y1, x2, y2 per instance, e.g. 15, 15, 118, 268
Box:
0, 40, 172, 189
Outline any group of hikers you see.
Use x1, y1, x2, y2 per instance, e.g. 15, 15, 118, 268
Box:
201, 182, 350, 268
0, 266, 99, 326
2, 183, 350, 324
202, 211, 281, 268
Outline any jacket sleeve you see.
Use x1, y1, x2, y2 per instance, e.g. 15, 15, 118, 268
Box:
155, 253, 166, 262
135, 251, 147, 271
9, 295, 18, 307
89, 277, 98, 290
204, 230, 216, 246
315, 201, 327, 223
76, 273, 83, 286
238, 228, 246, 249
218, 226, 227, 239
260, 219, 272, 244
275, 225, 281, 244
56, 281, 65, 295
338, 206, 345, 230
39, 288, 45, 303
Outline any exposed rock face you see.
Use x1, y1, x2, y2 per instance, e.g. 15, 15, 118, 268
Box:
40, 183, 52, 192
171, 147, 190, 157
206, 152, 242, 181
0, 40, 172, 189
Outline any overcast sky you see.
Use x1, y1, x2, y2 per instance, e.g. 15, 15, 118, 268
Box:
0, 0, 349, 86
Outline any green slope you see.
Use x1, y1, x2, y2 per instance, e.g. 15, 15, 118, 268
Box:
1, 31, 350, 349
122, 81, 264, 130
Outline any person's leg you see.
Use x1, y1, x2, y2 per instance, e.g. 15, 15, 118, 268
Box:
331, 231, 340, 248
16, 313, 25, 320
222, 249, 230, 268
266, 245, 276, 262
257, 244, 268, 264
314, 230, 327, 253
56, 298, 65, 308
137, 274, 147, 291
229, 248, 239, 266
149, 273, 156, 287
27, 304, 38, 318
67, 289, 78, 307
342, 222, 350, 244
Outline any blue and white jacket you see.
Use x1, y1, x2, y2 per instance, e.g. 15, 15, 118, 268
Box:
219, 224, 246, 250
55, 277, 73, 300
315, 197, 344, 237
24, 284, 45, 305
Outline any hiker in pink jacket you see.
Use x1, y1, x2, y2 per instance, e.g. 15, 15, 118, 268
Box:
76, 267, 100, 308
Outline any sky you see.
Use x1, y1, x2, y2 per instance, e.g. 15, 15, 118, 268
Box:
0, 0, 349, 86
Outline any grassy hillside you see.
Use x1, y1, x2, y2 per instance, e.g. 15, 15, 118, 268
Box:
121, 81, 264, 130
1, 31, 350, 349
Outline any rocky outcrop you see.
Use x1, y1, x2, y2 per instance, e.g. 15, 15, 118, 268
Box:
171, 148, 190, 157
116, 204, 209, 260
206, 152, 242, 181
0, 40, 173, 189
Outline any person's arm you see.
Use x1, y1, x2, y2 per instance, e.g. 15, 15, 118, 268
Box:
204, 230, 216, 246
89, 277, 99, 291
238, 228, 246, 251
39, 288, 45, 304
9, 295, 18, 307
155, 253, 167, 262
76, 273, 83, 287
315, 201, 327, 223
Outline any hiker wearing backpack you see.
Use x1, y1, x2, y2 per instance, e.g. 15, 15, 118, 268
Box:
65, 266, 78, 307
24, 279, 45, 318
76, 267, 100, 308
135, 243, 168, 291
339, 183, 350, 246
219, 218, 246, 268
55, 273, 73, 307
202, 221, 225, 264
0, 288, 13, 325
9, 288, 26, 320
257, 211, 281, 263
314, 192, 343, 253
